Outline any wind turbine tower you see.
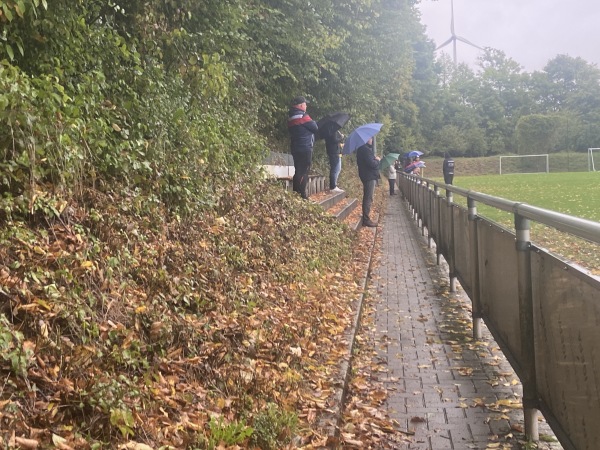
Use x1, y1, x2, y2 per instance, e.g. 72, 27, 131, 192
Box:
436, 0, 484, 66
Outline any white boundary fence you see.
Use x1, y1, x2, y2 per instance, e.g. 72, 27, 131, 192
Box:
399, 173, 600, 450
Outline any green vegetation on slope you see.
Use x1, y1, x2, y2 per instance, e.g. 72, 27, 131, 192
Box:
2, 0, 600, 446
2, 1, 409, 446
0, 174, 368, 447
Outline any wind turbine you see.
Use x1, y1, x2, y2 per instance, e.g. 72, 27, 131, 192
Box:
436, 0, 483, 66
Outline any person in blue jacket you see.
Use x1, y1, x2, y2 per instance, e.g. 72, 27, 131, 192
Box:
287, 96, 318, 199
356, 137, 381, 227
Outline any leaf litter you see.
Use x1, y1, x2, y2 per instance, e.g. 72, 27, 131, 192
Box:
0, 177, 382, 448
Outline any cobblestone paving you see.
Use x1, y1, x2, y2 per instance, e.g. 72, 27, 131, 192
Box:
369, 197, 564, 450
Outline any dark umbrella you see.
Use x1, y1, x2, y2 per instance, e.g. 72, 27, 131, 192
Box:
342, 123, 383, 155
317, 112, 351, 139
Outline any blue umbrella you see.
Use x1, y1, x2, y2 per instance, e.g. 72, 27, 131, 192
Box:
405, 150, 424, 158
342, 123, 384, 155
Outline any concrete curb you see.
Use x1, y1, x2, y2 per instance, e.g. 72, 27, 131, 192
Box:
316, 213, 380, 441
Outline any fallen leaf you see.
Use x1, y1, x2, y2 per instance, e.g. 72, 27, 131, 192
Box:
14, 437, 39, 449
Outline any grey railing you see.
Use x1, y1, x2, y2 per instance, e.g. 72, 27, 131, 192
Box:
398, 173, 600, 450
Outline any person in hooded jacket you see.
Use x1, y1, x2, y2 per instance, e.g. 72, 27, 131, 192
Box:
287, 96, 318, 199
356, 137, 380, 227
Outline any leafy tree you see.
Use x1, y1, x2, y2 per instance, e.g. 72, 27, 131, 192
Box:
515, 114, 563, 154
541, 55, 600, 150
473, 49, 529, 153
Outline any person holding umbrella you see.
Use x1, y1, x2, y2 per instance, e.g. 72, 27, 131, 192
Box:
318, 112, 350, 193
356, 137, 381, 227
379, 152, 401, 196
343, 123, 383, 227
411, 156, 422, 176
325, 129, 344, 192
287, 96, 318, 199
386, 159, 397, 195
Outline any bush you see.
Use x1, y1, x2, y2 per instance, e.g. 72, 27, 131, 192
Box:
250, 403, 299, 450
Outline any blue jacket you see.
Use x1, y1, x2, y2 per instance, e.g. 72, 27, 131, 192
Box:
356, 143, 380, 182
288, 107, 318, 153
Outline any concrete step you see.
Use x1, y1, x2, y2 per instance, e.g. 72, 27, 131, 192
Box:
318, 190, 347, 210
335, 198, 357, 222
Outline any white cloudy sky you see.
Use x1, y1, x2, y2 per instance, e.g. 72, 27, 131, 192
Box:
417, 0, 600, 72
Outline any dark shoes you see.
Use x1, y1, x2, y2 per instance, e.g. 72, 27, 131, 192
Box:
362, 219, 378, 227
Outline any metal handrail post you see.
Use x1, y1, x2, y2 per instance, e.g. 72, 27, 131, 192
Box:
436, 186, 443, 264
421, 182, 427, 237
430, 186, 440, 249
468, 197, 482, 340
447, 188, 456, 292
515, 213, 539, 442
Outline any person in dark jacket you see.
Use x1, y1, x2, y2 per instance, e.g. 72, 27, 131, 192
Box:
288, 96, 318, 199
356, 137, 380, 227
323, 125, 344, 192
443, 152, 455, 185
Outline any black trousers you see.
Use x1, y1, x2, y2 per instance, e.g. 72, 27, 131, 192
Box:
444, 173, 454, 185
388, 178, 395, 194
292, 150, 312, 199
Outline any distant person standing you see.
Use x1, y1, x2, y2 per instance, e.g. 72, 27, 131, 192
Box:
288, 96, 318, 199
386, 160, 397, 195
323, 127, 344, 192
356, 137, 381, 227
443, 152, 455, 185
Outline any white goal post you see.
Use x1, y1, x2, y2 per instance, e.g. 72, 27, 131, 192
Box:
499, 154, 549, 175
588, 148, 600, 171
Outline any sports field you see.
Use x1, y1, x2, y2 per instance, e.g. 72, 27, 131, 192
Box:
449, 172, 600, 274
455, 172, 600, 223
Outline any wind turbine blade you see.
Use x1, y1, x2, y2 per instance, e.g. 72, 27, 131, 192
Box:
455, 35, 484, 50
435, 36, 455, 51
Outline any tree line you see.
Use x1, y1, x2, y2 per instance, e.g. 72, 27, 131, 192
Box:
1, 0, 599, 217
432, 51, 600, 157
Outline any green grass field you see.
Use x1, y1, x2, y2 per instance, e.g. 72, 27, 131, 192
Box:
454, 172, 600, 223
440, 172, 600, 274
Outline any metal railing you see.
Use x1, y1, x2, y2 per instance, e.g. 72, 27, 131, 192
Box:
398, 173, 600, 450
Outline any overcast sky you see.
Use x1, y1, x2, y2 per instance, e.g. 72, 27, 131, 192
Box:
418, 0, 600, 72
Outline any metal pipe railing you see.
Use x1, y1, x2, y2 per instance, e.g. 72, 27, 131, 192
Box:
398, 172, 600, 450
406, 174, 600, 244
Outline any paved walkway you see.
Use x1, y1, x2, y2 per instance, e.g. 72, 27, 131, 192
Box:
369, 196, 563, 449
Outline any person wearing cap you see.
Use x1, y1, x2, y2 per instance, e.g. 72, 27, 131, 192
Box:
287, 96, 318, 199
